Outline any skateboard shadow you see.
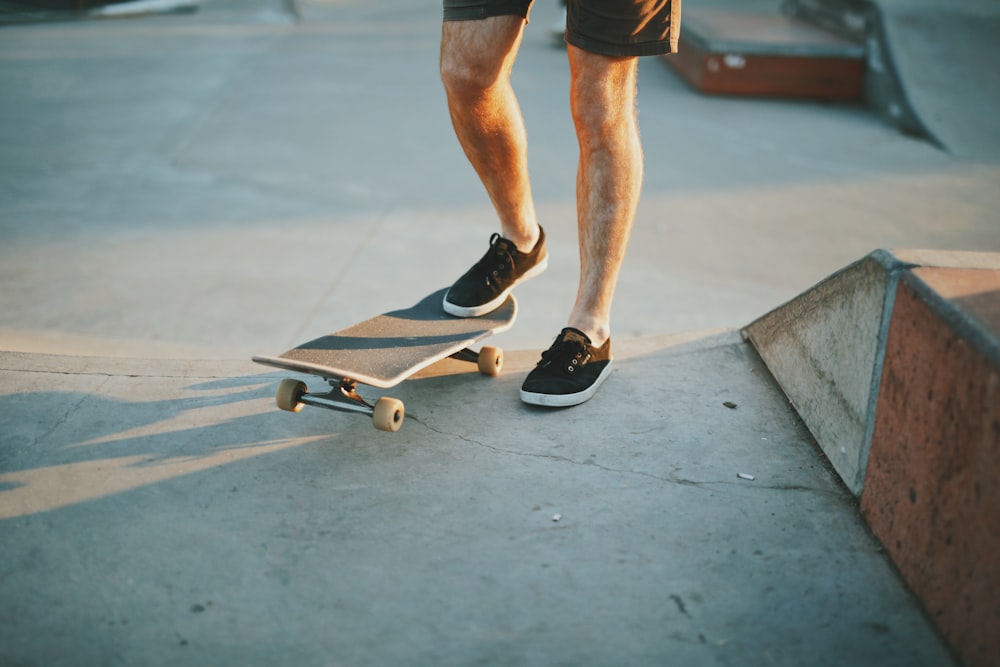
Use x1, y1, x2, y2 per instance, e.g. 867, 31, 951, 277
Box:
0, 375, 343, 520
291, 288, 513, 353
296, 331, 474, 352
382, 288, 453, 322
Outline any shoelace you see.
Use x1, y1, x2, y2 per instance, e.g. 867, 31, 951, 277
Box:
477, 233, 517, 287
539, 335, 593, 372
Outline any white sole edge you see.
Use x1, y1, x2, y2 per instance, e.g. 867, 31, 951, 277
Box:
443, 256, 548, 318
520, 361, 613, 407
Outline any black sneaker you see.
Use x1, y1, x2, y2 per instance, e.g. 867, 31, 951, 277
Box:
520, 328, 612, 407
443, 227, 548, 317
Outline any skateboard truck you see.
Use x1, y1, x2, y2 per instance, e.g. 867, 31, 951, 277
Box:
270, 345, 503, 432
275, 376, 406, 432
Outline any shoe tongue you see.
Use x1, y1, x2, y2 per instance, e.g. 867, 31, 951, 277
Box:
561, 328, 591, 345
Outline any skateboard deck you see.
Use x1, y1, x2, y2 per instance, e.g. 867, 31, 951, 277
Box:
252, 288, 516, 431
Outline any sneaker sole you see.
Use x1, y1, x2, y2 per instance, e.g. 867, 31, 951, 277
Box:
443, 255, 549, 318
519, 361, 613, 408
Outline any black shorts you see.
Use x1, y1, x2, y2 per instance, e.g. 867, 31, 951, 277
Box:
442, 0, 681, 57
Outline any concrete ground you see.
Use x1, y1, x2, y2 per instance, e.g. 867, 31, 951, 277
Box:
1, 0, 998, 664
0, 339, 955, 666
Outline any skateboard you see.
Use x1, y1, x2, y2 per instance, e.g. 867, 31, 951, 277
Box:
252, 288, 516, 432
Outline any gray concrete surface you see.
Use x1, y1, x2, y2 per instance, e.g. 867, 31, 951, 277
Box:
0, 336, 954, 666
1, 0, 998, 664
744, 249, 897, 496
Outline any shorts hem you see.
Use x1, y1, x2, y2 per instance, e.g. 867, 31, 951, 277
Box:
443, 8, 487, 21
443, 2, 531, 22
565, 32, 677, 57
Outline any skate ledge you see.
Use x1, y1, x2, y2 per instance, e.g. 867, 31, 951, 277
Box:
743, 247, 1000, 667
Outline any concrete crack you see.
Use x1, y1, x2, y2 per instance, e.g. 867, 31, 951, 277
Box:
407, 414, 719, 490
31, 376, 110, 447
408, 415, 840, 497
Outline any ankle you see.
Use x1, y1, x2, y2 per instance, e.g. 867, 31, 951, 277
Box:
503, 224, 541, 255
567, 322, 610, 348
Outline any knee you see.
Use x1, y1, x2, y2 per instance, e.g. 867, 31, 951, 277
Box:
570, 89, 634, 146
569, 50, 638, 140
440, 16, 523, 102
440, 55, 496, 101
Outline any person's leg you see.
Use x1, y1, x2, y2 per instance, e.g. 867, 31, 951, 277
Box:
554, 0, 679, 348
522, 0, 681, 408
519, 46, 638, 407
565, 44, 642, 347
440, 16, 540, 253
439, 13, 549, 317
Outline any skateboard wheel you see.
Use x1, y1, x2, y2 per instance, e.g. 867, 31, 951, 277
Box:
276, 378, 307, 412
478, 345, 503, 377
373, 396, 405, 432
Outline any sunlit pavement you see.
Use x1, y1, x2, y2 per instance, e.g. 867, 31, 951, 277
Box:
0, 337, 956, 665
1, 0, 997, 664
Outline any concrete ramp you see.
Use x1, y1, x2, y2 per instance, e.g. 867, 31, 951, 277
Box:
878, 0, 1000, 159
744, 248, 1000, 667
787, 0, 1000, 159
